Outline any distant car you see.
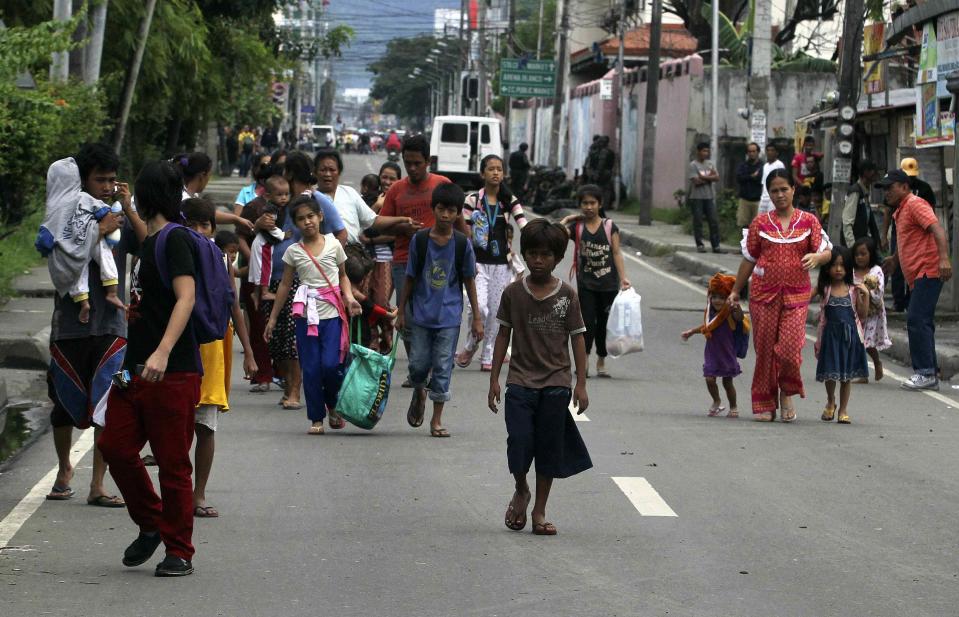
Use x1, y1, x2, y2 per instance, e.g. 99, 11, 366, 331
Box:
429, 115, 504, 189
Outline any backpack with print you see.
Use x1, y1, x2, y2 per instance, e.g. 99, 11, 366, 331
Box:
411, 228, 469, 289
154, 223, 235, 344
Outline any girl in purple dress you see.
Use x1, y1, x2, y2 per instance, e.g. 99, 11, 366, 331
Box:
681, 274, 747, 418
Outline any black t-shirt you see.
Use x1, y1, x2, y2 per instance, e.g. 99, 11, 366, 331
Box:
568, 219, 620, 291
124, 227, 198, 373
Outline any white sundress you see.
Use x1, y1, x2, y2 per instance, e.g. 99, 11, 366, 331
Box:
854, 265, 892, 351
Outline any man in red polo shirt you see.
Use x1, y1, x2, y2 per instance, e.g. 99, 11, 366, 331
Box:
880, 169, 952, 391
381, 134, 463, 380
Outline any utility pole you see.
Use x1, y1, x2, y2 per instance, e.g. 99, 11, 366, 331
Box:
748, 0, 771, 152
50, 0, 71, 83
478, 0, 487, 116
113, 0, 158, 153
504, 0, 516, 148
456, 0, 466, 115
613, 0, 626, 211
84, 0, 108, 86
529, 0, 545, 162
548, 0, 569, 168
710, 0, 719, 157
638, 0, 662, 226
826, 0, 865, 243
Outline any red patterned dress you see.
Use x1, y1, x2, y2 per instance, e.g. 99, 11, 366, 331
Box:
742, 209, 828, 414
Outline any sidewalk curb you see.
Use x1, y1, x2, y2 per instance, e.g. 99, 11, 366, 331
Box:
0, 326, 51, 371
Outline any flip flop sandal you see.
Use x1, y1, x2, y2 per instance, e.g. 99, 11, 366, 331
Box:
249, 383, 270, 393
821, 404, 836, 422
46, 485, 74, 501
532, 522, 557, 536
707, 405, 726, 417
193, 505, 219, 518
781, 409, 797, 423
430, 427, 450, 438
407, 389, 425, 428
141, 454, 158, 466
596, 370, 612, 378
281, 401, 302, 410
837, 414, 851, 424
455, 349, 475, 368
726, 409, 739, 418
504, 505, 527, 531
308, 424, 325, 435
87, 495, 125, 508
753, 412, 774, 422
328, 414, 347, 430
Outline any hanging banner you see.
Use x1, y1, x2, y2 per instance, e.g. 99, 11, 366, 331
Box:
863, 23, 885, 94
937, 12, 959, 98
915, 84, 951, 148
918, 22, 938, 84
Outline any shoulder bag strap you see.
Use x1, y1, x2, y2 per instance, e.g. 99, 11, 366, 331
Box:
299, 241, 337, 290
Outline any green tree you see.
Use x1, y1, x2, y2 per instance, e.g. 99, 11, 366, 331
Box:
0, 11, 108, 224
368, 35, 437, 127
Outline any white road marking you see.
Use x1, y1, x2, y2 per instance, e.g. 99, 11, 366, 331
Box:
624, 252, 959, 408
0, 431, 95, 549
611, 476, 677, 517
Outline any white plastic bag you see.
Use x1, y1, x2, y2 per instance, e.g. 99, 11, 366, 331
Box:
605, 288, 644, 358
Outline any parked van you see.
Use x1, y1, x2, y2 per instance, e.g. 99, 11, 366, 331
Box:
429, 116, 503, 188
311, 124, 336, 149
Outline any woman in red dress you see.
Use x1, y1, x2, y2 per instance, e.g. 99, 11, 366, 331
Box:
727, 169, 832, 422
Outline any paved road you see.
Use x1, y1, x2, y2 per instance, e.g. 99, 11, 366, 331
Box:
1, 154, 957, 616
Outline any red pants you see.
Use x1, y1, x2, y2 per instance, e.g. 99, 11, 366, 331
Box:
98, 372, 200, 560
750, 296, 808, 414
241, 280, 274, 384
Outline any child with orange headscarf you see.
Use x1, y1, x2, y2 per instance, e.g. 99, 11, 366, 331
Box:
681, 273, 750, 417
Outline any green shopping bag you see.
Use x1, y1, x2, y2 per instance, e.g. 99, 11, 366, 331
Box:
334, 321, 399, 430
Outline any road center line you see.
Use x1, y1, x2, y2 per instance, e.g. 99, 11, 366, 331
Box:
624, 252, 959, 408
611, 476, 677, 516
0, 431, 95, 549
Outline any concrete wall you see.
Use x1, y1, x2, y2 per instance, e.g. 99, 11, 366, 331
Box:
687, 68, 838, 188
508, 60, 837, 210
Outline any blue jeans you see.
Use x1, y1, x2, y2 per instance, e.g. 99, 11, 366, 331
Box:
294, 318, 345, 422
906, 276, 943, 377
408, 324, 459, 402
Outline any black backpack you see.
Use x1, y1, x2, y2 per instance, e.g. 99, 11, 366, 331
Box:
411, 228, 469, 290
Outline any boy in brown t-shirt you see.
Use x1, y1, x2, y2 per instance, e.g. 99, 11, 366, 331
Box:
488, 219, 592, 536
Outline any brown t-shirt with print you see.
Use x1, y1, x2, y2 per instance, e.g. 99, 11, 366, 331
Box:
496, 277, 587, 389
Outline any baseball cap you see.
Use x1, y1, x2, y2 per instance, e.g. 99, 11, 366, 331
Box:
875, 169, 910, 187
900, 157, 920, 177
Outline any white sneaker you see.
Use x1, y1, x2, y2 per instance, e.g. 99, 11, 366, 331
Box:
900, 374, 939, 391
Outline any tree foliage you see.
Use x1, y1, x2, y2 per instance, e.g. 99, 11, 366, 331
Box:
0, 11, 108, 224
368, 35, 437, 126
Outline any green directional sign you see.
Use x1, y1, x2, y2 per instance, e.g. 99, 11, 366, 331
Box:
499, 58, 556, 98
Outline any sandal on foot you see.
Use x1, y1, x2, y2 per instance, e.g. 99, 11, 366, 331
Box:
46, 485, 75, 501
407, 389, 425, 427
141, 454, 158, 466
707, 404, 726, 417
532, 521, 557, 536
328, 413, 346, 430
837, 413, 851, 424
821, 404, 836, 422
504, 504, 527, 531
726, 409, 739, 418
193, 505, 219, 518
308, 424, 325, 435
249, 383, 270, 393
781, 409, 796, 423
87, 494, 125, 508
753, 412, 773, 422
282, 401, 302, 410
430, 427, 450, 438
596, 369, 611, 378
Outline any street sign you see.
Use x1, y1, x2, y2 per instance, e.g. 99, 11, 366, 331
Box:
832, 157, 852, 183
499, 58, 556, 98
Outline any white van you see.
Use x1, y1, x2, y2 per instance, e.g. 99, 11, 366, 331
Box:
429, 116, 504, 188
311, 124, 336, 149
